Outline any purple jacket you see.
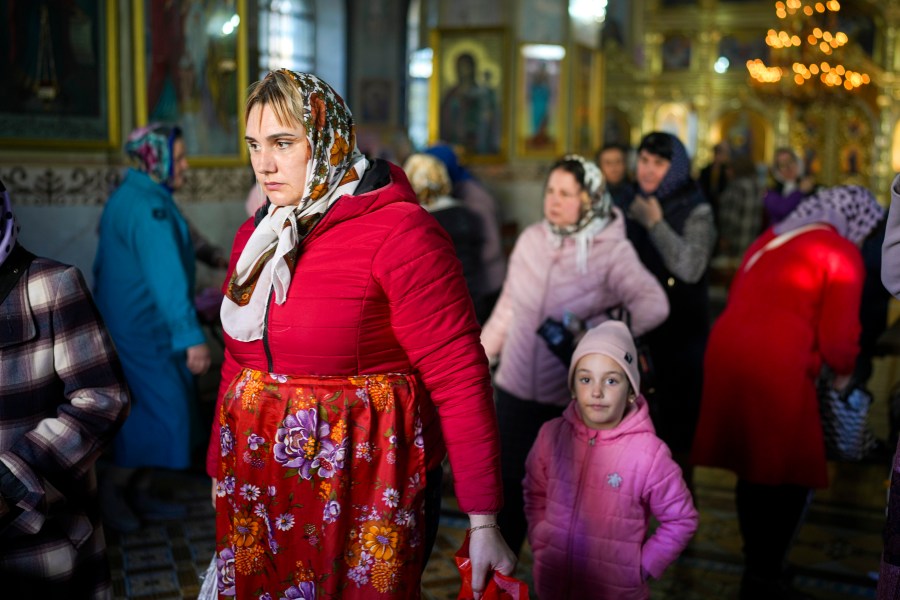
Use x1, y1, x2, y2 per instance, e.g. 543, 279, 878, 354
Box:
523, 399, 698, 600
882, 174, 900, 299
763, 187, 805, 224
481, 210, 669, 405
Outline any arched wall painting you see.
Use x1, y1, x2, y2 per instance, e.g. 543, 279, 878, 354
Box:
602, 107, 631, 147
714, 109, 771, 166
654, 102, 697, 157
791, 102, 873, 186
790, 104, 825, 179
837, 107, 871, 186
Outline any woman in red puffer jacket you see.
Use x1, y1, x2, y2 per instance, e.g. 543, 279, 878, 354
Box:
205, 69, 514, 600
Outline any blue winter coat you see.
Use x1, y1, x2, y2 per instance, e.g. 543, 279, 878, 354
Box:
93, 169, 205, 469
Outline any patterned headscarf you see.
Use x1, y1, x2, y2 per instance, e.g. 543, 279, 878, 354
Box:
0, 179, 17, 268
545, 154, 612, 274
546, 154, 610, 237
124, 123, 181, 187
637, 131, 692, 201
773, 185, 885, 245
221, 70, 369, 342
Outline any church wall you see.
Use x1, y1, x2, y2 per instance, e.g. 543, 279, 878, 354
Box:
0, 0, 343, 288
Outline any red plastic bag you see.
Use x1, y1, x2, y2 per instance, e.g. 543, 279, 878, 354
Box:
454, 532, 530, 600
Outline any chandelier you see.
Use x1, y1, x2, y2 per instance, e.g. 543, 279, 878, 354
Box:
746, 0, 870, 97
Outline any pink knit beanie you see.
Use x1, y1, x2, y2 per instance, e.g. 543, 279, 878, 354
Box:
568, 320, 640, 394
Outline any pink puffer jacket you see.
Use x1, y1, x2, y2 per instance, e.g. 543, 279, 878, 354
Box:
524, 399, 698, 600
481, 211, 669, 405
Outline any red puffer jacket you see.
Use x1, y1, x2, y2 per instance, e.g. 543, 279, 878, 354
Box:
205, 162, 502, 513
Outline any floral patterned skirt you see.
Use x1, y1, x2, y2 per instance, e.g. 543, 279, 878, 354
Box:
214, 370, 427, 599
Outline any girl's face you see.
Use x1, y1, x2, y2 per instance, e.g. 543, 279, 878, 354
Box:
245, 103, 312, 207
636, 150, 671, 194
544, 168, 587, 227
573, 353, 634, 430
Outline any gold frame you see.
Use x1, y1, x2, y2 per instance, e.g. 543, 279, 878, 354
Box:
133, 0, 249, 166
516, 43, 568, 158
0, 0, 120, 150
429, 27, 507, 164
571, 44, 602, 157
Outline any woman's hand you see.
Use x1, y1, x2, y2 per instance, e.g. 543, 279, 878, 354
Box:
211, 477, 217, 509
832, 373, 853, 393
186, 343, 212, 375
799, 175, 816, 194
629, 195, 664, 229
467, 515, 517, 600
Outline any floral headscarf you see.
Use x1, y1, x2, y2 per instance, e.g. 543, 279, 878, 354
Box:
545, 154, 612, 274
637, 132, 692, 201
546, 154, 610, 237
773, 184, 885, 245
0, 179, 17, 268
221, 70, 369, 342
124, 123, 181, 187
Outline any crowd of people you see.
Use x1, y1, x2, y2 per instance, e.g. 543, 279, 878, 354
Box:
1, 66, 899, 600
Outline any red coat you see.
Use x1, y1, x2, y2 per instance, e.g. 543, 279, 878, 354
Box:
206, 163, 502, 513
691, 226, 863, 488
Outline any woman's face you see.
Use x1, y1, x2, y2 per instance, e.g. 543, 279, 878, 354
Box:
544, 168, 586, 227
636, 149, 671, 195
775, 151, 799, 181
598, 148, 626, 186
245, 103, 311, 207
169, 138, 189, 191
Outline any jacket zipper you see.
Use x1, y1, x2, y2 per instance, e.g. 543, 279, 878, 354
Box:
263, 294, 274, 372
565, 432, 596, 596
260, 199, 341, 373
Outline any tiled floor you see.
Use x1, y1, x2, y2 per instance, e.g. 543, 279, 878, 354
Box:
105, 456, 889, 599
104, 330, 900, 598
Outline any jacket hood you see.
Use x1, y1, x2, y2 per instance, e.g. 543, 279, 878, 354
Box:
300, 160, 419, 243
563, 393, 655, 443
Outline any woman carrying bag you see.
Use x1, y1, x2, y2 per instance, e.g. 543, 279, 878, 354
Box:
692, 185, 884, 599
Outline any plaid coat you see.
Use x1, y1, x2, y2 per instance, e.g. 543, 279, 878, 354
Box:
0, 251, 130, 597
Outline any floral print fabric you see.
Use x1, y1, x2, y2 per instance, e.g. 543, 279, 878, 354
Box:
215, 370, 426, 599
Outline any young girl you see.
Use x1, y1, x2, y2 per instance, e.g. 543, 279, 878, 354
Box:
482, 154, 669, 555
523, 321, 698, 600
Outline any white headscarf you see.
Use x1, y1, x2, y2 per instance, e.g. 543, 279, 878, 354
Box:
545, 154, 611, 274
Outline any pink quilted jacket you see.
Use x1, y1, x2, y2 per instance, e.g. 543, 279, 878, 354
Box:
523, 399, 698, 600
481, 212, 669, 404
